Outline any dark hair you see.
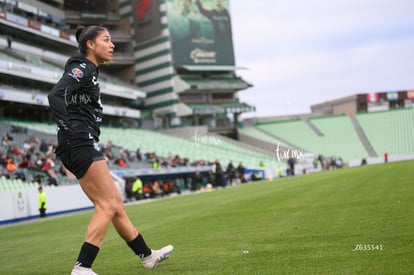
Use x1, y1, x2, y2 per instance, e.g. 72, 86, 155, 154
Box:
75, 25, 107, 55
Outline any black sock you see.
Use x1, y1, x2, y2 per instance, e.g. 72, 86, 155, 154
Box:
127, 234, 152, 259
75, 242, 100, 268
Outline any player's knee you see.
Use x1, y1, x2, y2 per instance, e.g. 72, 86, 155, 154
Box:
98, 198, 119, 218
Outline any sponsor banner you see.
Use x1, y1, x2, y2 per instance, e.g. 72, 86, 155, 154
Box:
407, 90, 414, 99
132, 0, 163, 43
366, 92, 379, 102
29, 20, 41, 30
387, 91, 399, 101
166, 0, 235, 66
60, 31, 71, 40
6, 12, 28, 27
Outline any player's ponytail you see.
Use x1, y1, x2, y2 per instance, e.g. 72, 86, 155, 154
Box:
75, 25, 107, 55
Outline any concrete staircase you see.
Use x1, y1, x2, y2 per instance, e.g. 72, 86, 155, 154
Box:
349, 115, 378, 157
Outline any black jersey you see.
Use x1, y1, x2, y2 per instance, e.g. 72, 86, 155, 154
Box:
48, 54, 103, 143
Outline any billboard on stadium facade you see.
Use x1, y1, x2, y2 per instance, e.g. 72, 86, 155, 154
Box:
387, 91, 398, 101
132, 0, 163, 43
166, 0, 235, 66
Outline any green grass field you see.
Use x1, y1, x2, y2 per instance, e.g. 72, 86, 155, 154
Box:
0, 161, 413, 275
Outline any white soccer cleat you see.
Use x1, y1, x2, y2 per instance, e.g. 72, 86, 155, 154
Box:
142, 245, 174, 269
71, 265, 98, 275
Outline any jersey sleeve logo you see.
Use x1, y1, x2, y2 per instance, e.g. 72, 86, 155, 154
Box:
68, 67, 84, 82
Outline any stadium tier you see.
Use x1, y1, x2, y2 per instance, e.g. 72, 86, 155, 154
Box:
238, 127, 293, 148
257, 118, 325, 155
4, 121, 278, 170
309, 115, 367, 161
356, 108, 414, 156
255, 109, 414, 162
100, 127, 278, 169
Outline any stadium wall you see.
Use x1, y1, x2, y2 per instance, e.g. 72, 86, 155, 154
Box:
0, 172, 126, 225
0, 184, 92, 224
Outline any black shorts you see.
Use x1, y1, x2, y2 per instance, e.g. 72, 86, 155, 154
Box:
56, 137, 105, 179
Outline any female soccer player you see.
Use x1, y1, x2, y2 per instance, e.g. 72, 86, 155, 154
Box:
48, 25, 173, 275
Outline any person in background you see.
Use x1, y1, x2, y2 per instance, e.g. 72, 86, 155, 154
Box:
213, 159, 224, 187
226, 161, 235, 186
278, 166, 284, 178
132, 177, 143, 201
38, 186, 47, 218
236, 162, 245, 183
259, 161, 265, 170
7, 35, 12, 49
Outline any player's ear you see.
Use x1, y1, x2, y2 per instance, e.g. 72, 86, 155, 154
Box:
86, 40, 96, 50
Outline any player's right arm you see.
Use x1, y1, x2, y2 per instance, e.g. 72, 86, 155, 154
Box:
47, 62, 84, 134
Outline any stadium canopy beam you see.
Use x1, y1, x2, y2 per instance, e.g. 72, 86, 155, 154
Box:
180, 65, 248, 72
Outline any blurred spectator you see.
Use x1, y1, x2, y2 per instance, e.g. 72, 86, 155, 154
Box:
287, 157, 296, 176
207, 170, 215, 186
7, 35, 12, 49
34, 153, 44, 171
6, 156, 18, 173
2, 132, 13, 147
6, 156, 26, 181
213, 160, 224, 187
192, 169, 202, 191
104, 147, 114, 160
335, 157, 343, 168
132, 177, 143, 200
152, 181, 162, 196
278, 166, 284, 178
143, 183, 152, 198
250, 171, 262, 181
330, 157, 336, 170
318, 155, 324, 170
170, 155, 181, 167
226, 161, 235, 186
136, 148, 142, 161
114, 156, 127, 167
38, 186, 47, 218
237, 162, 245, 183
10, 125, 25, 133
42, 155, 58, 186
18, 153, 35, 169
23, 140, 32, 152
47, 140, 56, 156
259, 161, 265, 170
12, 145, 22, 156
313, 158, 319, 169
39, 139, 48, 153
28, 135, 40, 149
152, 158, 161, 170
0, 153, 6, 168
160, 158, 169, 168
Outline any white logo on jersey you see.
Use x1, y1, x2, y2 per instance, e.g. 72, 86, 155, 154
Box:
92, 76, 99, 85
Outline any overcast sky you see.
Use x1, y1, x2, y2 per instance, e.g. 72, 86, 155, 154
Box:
230, 0, 414, 118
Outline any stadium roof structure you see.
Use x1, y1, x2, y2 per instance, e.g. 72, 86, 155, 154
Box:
188, 102, 255, 116
180, 65, 249, 72
180, 75, 252, 91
